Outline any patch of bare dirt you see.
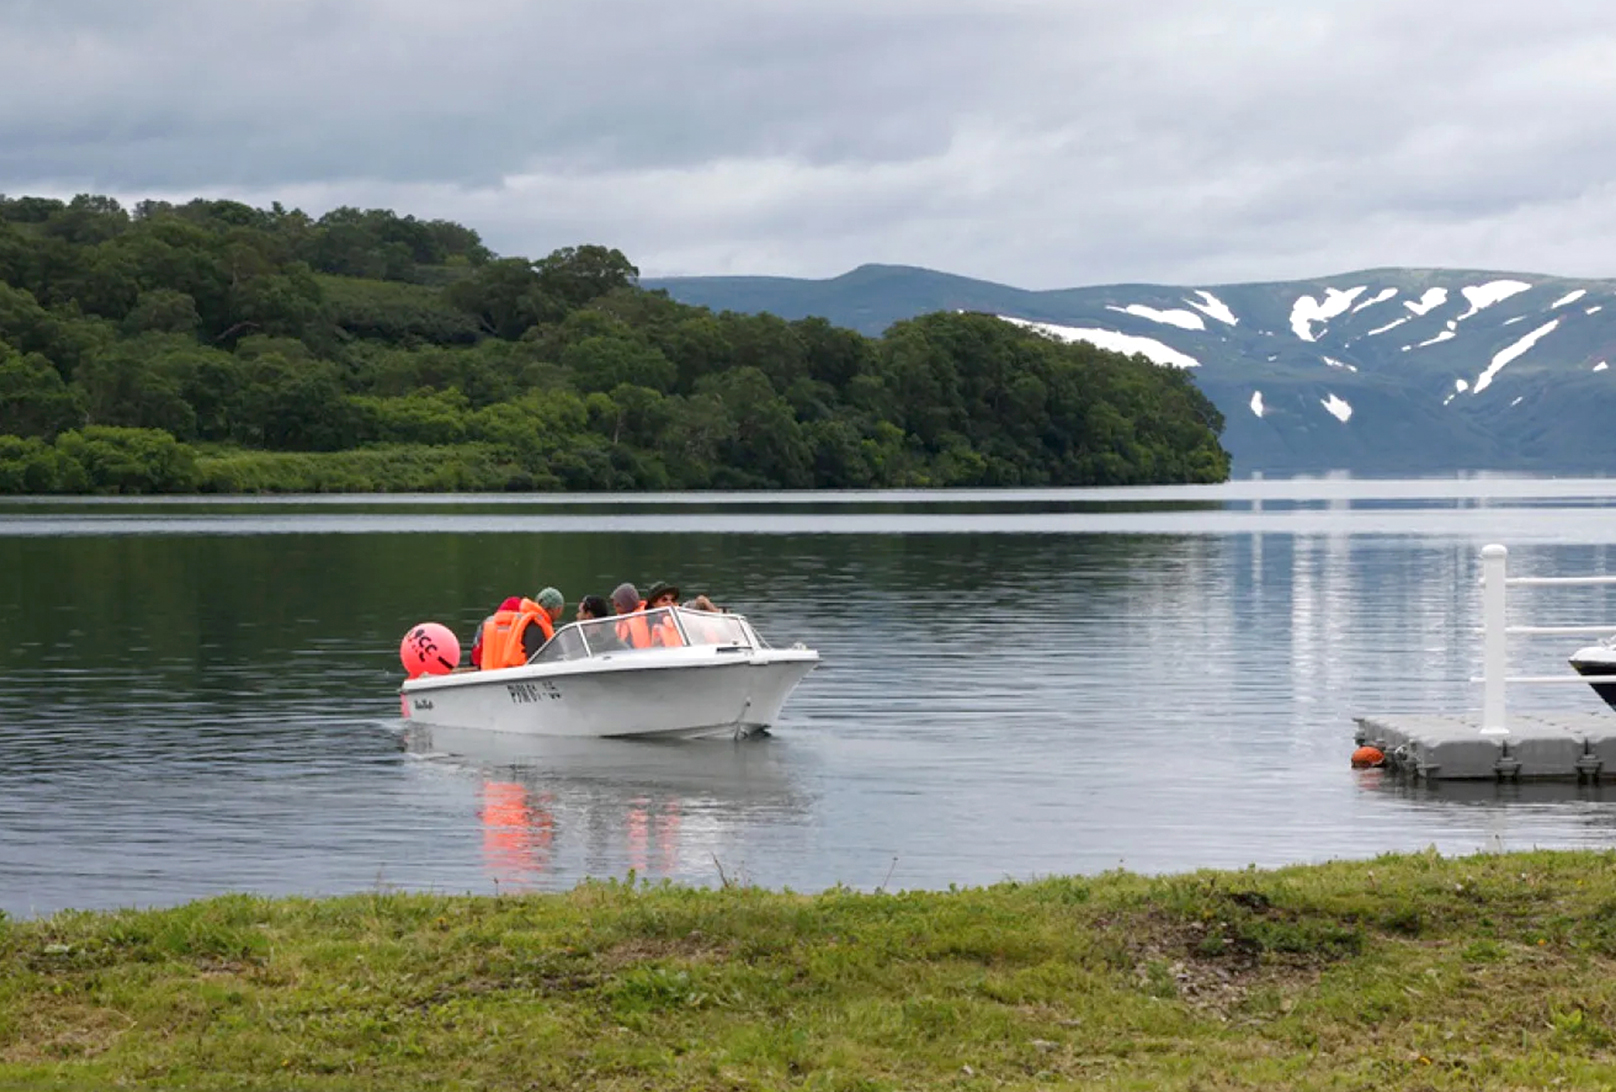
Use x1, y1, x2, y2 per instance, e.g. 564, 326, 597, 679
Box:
1123, 909, 1327, 1020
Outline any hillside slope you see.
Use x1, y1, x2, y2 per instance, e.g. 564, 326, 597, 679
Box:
648, 266, 1616, 473
0, 195, 1230, 493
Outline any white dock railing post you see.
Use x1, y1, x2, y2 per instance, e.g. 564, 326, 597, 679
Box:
1480, 543, 1509, 736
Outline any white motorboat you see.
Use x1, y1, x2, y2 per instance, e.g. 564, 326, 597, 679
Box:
400, 607, 819, 739
1570, 640, 1616, 712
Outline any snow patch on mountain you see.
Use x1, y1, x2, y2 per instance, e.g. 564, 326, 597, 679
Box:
1352, 288, 1398, 313
1416, 330, 1457, 348
1186, 290, 1237, 326
1455, 378, 1470, 392
1250, 391, 1265, 418
1323, 356, 1356, 371
1588, 305, 1604, 315
1473, 319, 1559, 393
1503, 315, 1527, 325
1511, 396, 1525, 406
1596, 362, 1609, 373
1368, 316, 1410, 336
1105, 304, 1205, 331
1404, 288, 1449, 316
998, 316, 1199, 369
1291, 287, 1367, 341
1321, 394, 1353, 422
1457, 280, 1531, 320
1552, 289, 1588, 309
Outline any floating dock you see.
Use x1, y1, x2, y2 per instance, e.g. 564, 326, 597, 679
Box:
1354, 713, 1616, 780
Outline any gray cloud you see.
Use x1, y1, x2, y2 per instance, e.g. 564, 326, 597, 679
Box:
4, 0, 1616, 287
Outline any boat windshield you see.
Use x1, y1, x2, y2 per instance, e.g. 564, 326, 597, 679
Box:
527, 607, 756, 664
675, 609, 754, 647
529, 624, 590, 664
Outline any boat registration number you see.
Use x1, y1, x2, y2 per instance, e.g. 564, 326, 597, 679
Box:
507, 681, 562, 704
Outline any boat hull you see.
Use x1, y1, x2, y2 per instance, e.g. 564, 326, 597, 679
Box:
1571, 645, 1616, 713
401, 648, 818, 739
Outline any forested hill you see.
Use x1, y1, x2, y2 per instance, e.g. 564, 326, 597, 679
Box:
648, 264, 1616, 474
0, 195, 1229, 494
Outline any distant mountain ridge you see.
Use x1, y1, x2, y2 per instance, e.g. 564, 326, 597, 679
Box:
646, 265, 1616, 473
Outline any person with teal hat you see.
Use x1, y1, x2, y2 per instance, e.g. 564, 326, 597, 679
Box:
477, 586, 565, 669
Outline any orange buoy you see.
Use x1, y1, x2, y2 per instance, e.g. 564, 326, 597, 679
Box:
1351, 745, 1386, 769
400, 622, 461, 678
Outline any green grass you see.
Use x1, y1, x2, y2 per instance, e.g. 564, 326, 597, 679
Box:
6, 849, 1616, 1089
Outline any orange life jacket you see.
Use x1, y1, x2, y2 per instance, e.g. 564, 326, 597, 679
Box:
616, 601, 652, 649
651, 609, 684, 648
478, 599, 555, 670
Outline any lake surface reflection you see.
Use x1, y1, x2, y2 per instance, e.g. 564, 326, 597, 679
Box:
5, 477, 1616, 916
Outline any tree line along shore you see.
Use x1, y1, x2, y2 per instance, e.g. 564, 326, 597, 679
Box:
0, 195, 1229, 495
3, 849, 1614, 1087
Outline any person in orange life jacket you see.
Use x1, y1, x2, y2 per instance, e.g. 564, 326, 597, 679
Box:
469, 595, 523, 668
610, 582, 653, 649
643, 581, 686, 647
478, 587, 565, 670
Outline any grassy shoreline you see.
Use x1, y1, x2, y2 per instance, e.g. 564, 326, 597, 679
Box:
5, 850, 1616, 1089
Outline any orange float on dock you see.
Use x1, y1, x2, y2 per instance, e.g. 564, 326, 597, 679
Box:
1350, 745, 1386, 769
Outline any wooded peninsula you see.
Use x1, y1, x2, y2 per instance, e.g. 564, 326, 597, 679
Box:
0, 195, 1230, 493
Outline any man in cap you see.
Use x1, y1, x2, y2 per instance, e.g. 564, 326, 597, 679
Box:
643, 581, 686, 647
647, 580, 722, 613
528, 587, 566, 652
611, 582, 652, 649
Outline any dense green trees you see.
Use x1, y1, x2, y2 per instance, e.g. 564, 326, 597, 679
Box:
0, 193, 1230, 493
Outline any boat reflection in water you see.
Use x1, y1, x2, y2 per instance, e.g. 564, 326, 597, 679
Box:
406, 723, 807, 891
479, 780, 556, 886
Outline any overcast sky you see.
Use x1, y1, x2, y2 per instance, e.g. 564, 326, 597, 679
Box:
4, 0, 1615, 287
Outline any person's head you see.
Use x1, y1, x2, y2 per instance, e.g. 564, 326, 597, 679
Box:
535, 586, 565, 622
645, 580, 680, 609
577, 594, 609, 621
610, 582, 641, 615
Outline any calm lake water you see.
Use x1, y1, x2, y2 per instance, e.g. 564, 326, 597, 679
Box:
6, 477, 1616, 917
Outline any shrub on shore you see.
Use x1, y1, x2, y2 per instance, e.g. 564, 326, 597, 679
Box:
0, 426, 194, 494
0, 429, 545, 494
193, 444, 538, 494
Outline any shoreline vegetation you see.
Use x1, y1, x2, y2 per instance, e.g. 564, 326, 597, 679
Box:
5, 851, 1616, 1088
0, 194, 1229, 495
